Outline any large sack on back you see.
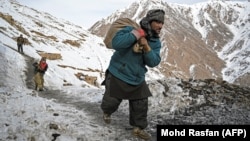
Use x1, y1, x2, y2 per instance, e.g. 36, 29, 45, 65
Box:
103, 18, 143, 53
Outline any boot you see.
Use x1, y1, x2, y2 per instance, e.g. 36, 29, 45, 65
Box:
103, 113, 111, 124
132, 127, 151, 140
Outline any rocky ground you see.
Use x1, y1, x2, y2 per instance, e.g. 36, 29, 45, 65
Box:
155, 78, 250, 125
23, 53, 250, 141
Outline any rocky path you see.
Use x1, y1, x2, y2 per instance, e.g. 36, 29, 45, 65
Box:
23, 53, 151, 140
23, 52, 250, 141
153, 78, 250, 125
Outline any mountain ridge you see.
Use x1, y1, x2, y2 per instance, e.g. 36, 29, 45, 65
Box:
90, 0, 250, 87
0, 0, 249, 87
0, 1, 250, 140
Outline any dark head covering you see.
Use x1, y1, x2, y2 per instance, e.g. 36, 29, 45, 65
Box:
41, 57, 46, 61
140, 9, 165, 38
146, 9, 165, 23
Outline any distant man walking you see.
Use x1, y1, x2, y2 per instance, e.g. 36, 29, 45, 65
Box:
33, 57, 48, 91
17, 34, 25, 53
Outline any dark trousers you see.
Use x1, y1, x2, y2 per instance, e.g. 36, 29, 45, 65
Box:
101, 73, 148, 129
17, 44, 23, 53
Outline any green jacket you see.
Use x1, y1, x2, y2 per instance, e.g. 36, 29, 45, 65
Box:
108, 26, 162, 85
17, 36, 24, 45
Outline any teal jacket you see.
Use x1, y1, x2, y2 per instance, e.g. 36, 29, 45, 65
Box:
108, 26, 162, 85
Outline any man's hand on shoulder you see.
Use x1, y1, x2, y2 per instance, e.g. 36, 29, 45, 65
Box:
138, 37, 151, 52
132, 28, 146, 40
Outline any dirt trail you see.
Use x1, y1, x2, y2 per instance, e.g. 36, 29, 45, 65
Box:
23, 53, 106, 123
23, 53, 105, 119
22, 53, 151, 141
19, 49, 250, 141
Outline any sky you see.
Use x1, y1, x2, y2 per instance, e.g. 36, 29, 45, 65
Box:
0, 1, 196, 139
14, 0, 213, 29
0, 15, 182, 140
16, 0, 247, 29
15, 0, 248, 29
0, 42, 185, 140
1, 0, 249, 140
0, 1, 181, 139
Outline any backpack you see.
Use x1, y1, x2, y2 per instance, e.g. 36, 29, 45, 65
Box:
17, 36, 24, 45
39, 62, 47, 71
103, 18, 142, 53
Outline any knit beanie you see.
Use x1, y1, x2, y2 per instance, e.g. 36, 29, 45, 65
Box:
140, 9, 165, 38
146, 9, 165, 23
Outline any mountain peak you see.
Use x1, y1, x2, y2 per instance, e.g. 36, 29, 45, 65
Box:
1, 0, 249, 87
90, 0, 250, 87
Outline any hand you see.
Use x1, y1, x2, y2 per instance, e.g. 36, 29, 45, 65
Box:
132, 28, 146, 40
138, 37, 151, 52
138, 37, 147, 46
137, 28, 146, 37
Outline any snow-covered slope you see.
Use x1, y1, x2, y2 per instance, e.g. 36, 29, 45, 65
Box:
189, 0, 250, 84
0, 0, 165, 89
90, 0, 250, 86
1, 1, 250, 141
